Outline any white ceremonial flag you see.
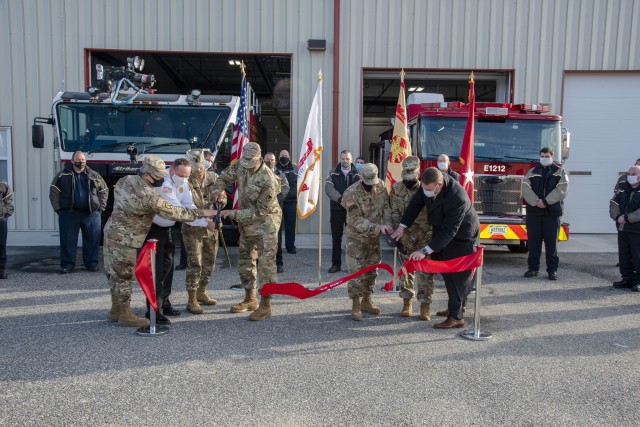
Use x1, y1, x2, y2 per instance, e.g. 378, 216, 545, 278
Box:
297, 71, 323, 219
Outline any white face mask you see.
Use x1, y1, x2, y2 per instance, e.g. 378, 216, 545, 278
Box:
423, 189, 435, 198
628, 175, 639, 185
172, 175, 185, 186
437, 162, 448, 171
204, 161, 212, 170
540, 157, 553, 166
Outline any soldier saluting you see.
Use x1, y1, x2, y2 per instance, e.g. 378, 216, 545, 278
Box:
104, 156, 217, 328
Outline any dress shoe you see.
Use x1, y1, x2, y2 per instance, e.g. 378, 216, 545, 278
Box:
548, 272, 558, 281
433, 316, 465, 329
631, 284, 640, 292
277, 265, 284, 273
436, 307, 465, 317
162, 304, 181, 316
59, 268, 74, 274
287, 248, 297, 254
87, 266, 99, 272
175, 263, 187, 271
145, 311, 171, 325
613, 279, 632, 288
328, 265, 341, 273
0, 270, 7, 279
524, 269, 538, 278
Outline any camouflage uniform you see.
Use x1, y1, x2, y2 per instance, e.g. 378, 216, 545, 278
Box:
341, 164, 391, 299
104, 157, 207, 305
389, 157, 435, 304
213, 150, 282, 292
0, 178, 14, 278
182, 164, 227, 292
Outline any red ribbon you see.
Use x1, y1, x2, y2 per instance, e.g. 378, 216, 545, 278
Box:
135, 240, 158, 311
260, 263, 394, 299
391, 247, 484, 291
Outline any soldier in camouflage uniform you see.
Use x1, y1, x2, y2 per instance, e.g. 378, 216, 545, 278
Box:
214, 142, 282, 321
182, 150, 227, 314
104, 156, 216, 327
389, 156, 435, 320
0, 177, 14, 279
341, 163, 393, 321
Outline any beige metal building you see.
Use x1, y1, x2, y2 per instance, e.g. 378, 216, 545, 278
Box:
1, 0, 639, 244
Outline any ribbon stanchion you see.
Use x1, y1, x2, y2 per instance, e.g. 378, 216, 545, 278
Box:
261, 263, 394, 299
136, 239, 169, 337
398, 246, 491, 340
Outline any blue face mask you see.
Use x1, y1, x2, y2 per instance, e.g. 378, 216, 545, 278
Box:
355, 163, 363, 171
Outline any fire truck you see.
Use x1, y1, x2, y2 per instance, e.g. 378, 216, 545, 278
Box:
32, 56, 242, 234
403, 93, 570, 252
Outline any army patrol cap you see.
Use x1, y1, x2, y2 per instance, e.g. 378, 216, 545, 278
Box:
240, 142, 262, 169
401, 156, 420, 180
140, 155, 168, 179
360, 163, 380, 185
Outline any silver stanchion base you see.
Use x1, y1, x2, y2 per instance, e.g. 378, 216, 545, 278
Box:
136, 325, 170, 336
230, 284, 244, 291
459, 329, 492, 341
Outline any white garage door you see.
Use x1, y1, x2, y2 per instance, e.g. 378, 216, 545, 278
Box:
562, 73, 640, 233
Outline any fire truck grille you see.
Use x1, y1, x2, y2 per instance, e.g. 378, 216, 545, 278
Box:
473, 175, 523, 216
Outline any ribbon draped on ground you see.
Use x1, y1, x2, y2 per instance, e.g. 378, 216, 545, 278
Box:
388, 247, 485, 291
260, 263, 394, 299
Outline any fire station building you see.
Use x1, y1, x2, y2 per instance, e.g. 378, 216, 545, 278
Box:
1, 0, 639, 244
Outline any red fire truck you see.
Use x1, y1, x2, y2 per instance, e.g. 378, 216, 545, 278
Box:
405, 95, 570, 252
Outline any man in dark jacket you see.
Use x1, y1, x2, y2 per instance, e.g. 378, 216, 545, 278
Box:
49, 151, 108, 273
391, 167, 479, 329
522, 147, 569, 280
325, 150, 360, 273
610, 165, 640, 291
276, 149, 298, 253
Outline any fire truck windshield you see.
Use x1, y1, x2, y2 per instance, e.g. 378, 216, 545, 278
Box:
55, 103, 231, 154
419, 117, 562, 162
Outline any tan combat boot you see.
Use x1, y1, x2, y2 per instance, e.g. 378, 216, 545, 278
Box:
117, 302, 150, 327
400, 298, 413, 317
249, 296, 272, 321
186, 289, 204, 314
351, 297, 362, 321
419, 303, 431, 321
197, 285, 218, 305
230, 288, 259, 313
361, 293, 381, 315
108, 293, 120, 322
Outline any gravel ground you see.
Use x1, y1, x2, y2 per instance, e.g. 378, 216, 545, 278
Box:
1, 245, 639, 426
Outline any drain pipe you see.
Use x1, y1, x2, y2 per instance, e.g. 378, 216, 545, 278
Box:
332, 0, 341, 166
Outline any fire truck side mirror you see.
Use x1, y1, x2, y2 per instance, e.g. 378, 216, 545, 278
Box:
561, 128, 570, 161
32, 125, 45, 149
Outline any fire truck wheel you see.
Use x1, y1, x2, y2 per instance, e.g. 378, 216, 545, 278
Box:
507, 242, 528, 253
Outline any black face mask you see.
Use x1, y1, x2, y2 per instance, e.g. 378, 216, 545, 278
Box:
362, 182, 373, 192
73, 161, 86, 169
403, 179, 418, 189
151, 177, 164, 187
279, 156, 290, 165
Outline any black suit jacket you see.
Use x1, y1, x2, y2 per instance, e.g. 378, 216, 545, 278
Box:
400, 174, 479, 260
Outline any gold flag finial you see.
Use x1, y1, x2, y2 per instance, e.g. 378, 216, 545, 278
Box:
469, 71, 475, 84
400, 68, 405, 80
240, 61, 246, 76
318, 69, 323, 82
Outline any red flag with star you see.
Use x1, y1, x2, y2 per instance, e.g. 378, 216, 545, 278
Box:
459, 73, 475, 203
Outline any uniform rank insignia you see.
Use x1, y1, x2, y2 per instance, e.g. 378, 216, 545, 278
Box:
179, 187, 184, 193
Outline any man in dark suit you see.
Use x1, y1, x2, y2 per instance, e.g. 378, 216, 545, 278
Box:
391, 167, 479, 329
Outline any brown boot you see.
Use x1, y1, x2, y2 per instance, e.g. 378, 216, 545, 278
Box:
108, 293, 120, 322
351, 297, 362, 321
249, 296, 272, 321
197, 285, 217, 305
230, 288, 259, 313
117, 302, 150, 327
400, 299, 413, 317
361, 293, 381, 315
186, 289, 204, 314
419, 303, 431, 321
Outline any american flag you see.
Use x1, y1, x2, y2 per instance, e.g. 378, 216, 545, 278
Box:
230, 63, 249, 209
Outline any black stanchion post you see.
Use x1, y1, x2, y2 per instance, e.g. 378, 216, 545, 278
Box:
137, 239, 169, 337
460, 261, 492, 341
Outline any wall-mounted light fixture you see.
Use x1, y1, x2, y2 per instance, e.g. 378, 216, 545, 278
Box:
307, 39, 326, 51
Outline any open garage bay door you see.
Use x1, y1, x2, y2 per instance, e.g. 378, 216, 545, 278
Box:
562, 72, 640, 233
